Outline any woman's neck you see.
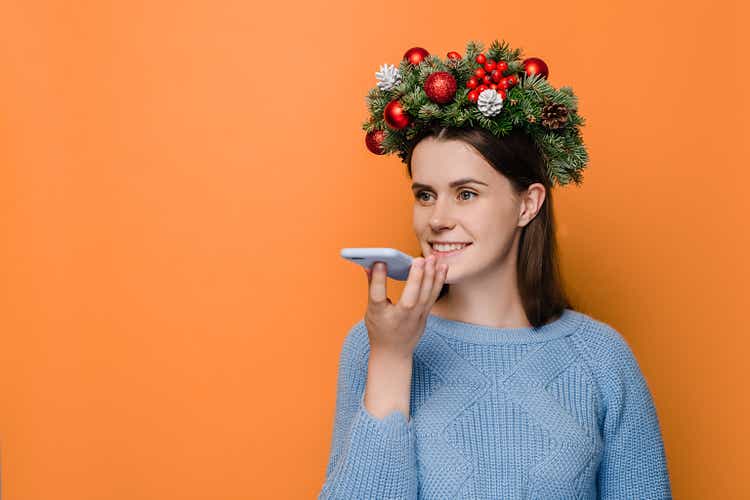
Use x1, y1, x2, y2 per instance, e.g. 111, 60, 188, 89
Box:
430, 296, 533, 329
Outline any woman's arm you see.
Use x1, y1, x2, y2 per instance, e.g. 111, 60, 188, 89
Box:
318, 320, 418, 500
581, 322, 673, 499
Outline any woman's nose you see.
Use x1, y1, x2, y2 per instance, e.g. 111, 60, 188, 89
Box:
429, 201, 455, 229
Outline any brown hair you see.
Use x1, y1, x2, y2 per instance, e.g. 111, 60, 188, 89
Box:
405, 124, 576, 328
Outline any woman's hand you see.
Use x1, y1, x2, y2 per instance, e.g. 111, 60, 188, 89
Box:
363, 255, 448, 359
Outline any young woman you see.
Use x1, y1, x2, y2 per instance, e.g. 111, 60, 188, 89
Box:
319, 42, 672, 499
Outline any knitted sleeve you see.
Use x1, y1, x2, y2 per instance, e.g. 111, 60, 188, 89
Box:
318, 320, 418, 500
580, 321, 673, 499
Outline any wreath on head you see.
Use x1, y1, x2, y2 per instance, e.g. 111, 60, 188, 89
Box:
362, 39, 589, 188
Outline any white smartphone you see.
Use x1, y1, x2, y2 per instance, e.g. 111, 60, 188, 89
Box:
340, 247, 414, 281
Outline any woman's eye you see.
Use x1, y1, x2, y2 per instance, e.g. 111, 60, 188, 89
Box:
415, 190, 476, 201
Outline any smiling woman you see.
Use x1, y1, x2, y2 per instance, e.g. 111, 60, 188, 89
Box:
319, 122, 672, 500
319, 41, 672, 499
406, 124, 573, 329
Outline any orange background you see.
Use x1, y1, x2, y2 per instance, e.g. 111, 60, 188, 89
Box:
1, 1, 747, 498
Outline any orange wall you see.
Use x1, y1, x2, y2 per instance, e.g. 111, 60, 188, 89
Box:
1, 1, 747, 498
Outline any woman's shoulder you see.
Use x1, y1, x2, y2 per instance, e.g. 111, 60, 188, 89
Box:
568, 311, 664, 435
567, 310, 646, 379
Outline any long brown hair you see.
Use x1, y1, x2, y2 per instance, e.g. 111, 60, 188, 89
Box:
405, 124, 576, 328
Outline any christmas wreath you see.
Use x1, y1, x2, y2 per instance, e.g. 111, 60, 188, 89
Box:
363, 39, 589, 187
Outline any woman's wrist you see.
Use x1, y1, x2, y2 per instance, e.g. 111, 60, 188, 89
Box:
364, 348, 413, 420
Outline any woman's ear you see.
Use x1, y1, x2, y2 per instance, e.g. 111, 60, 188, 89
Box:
518, 183, 546, 227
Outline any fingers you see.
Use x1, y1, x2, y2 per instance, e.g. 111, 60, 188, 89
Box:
428, 261, 448, 305
418, 256, 437, 307
368, 261, 388, 305
399, 257, 425, 309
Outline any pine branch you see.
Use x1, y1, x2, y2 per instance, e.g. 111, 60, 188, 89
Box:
464, 40, 484, 62
418, 102, 442, 120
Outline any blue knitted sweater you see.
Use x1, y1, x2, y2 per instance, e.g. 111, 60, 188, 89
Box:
318, 308, 672, 499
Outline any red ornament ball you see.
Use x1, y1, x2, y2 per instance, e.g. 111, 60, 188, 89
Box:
475, 53, 486, 65
423, 71, 457, 104
446, 51, 462, 60
496, 60, 509, 72
365, 130, 387, 155
403, 47, 430, 66
522, 57, 549, 79
467, 89, 480, 103
484, 59, 496, 72
466, 77, 479, 89
384, 100, 410, 130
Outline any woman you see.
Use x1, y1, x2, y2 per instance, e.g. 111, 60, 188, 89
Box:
319, 41, 672, 499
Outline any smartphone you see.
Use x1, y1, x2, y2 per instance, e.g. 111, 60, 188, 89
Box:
340, 247, 414, 281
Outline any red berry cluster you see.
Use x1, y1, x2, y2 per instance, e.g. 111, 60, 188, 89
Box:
465, 53, 519, 104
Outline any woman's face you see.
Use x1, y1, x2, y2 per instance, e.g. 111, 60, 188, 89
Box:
411, 136, 532, 284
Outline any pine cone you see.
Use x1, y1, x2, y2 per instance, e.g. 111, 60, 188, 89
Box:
541, 102, 569, 129
477, 89, 503, 117
375, 64, 402, 92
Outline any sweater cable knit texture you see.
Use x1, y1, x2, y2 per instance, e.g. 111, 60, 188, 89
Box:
318, 308, 672, 499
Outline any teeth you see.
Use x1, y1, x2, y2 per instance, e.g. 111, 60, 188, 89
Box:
432, 243, 469, 252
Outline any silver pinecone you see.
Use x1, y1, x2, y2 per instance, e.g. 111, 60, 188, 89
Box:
375, 63, 401, 91
477, 89, 503, 117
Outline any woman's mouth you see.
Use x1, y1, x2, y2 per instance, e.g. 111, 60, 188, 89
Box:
429, 242, 472, 257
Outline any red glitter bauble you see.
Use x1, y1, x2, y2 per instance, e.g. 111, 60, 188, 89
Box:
522, 57, 549, 79
423, 72, 457, 104
403, 47, 430, 66
384, 100, 410, 130
365, 129, 387, 155
446, 51, 462, 60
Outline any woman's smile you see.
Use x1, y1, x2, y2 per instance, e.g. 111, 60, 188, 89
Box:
429, 242, 473, 257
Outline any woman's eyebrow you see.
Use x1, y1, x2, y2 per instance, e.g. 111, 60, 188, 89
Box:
411, 178, 489, 191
